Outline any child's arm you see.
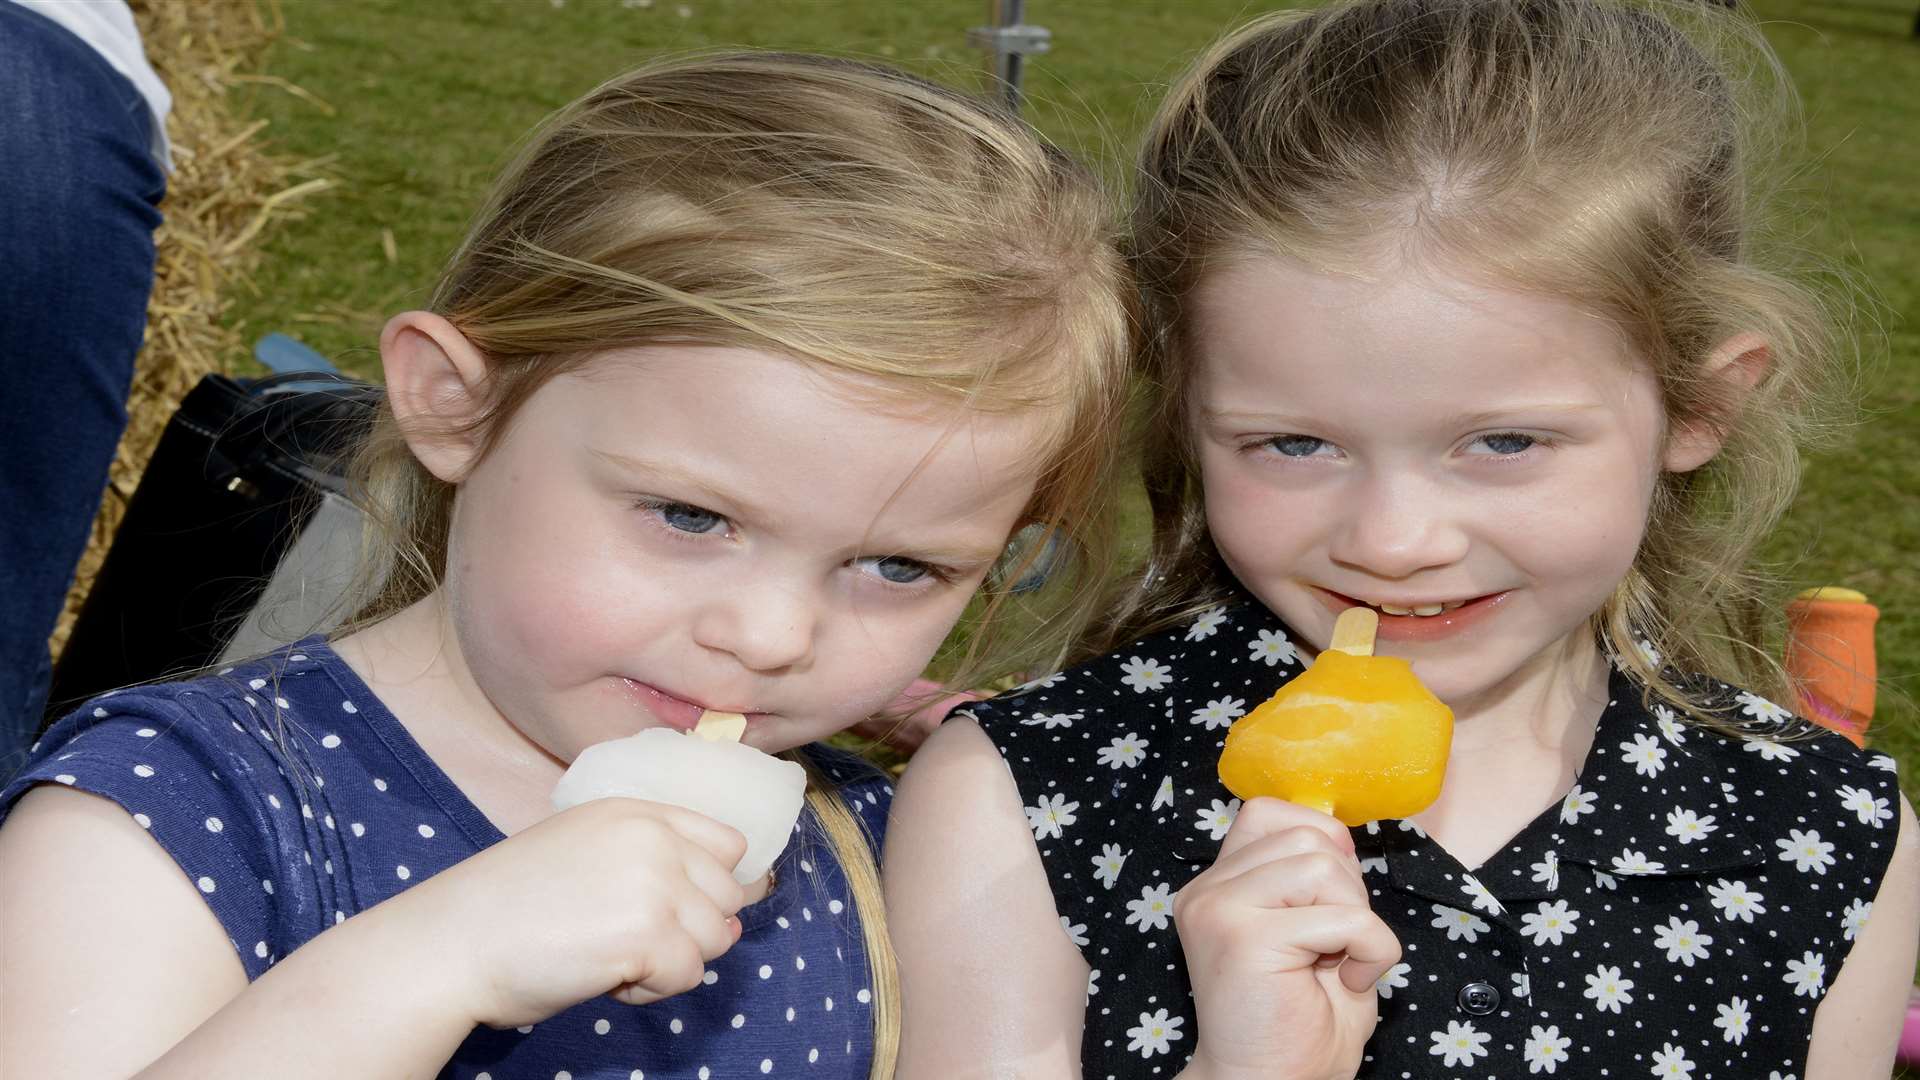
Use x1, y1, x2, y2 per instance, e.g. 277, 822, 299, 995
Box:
885, 718, 1089, 1078
1804, 792, 1919, 1079
0, 784, 748, 1078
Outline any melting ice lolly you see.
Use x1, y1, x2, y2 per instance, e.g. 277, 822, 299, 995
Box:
551, 710, 806, 884
1217, 608, 1453, 826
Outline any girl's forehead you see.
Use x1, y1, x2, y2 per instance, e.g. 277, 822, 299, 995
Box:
1187, 256, 1655, 415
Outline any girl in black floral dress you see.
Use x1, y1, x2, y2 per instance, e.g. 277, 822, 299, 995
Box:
886, 2, 1918, 1077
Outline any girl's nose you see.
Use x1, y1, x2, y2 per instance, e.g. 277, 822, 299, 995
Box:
1327, 472, 1471, 580
692, 582, 818, 673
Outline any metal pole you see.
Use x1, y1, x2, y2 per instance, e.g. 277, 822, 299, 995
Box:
968, 0, 1050, 112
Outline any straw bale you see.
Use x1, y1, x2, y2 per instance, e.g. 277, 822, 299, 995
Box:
48, 0, 330, 659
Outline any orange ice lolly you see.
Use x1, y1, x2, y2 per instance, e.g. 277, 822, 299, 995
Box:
1218, 608, 1453, 826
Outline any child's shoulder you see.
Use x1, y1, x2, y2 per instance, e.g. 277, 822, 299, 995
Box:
2, 639, 376, 829
963, 598, 1296, 729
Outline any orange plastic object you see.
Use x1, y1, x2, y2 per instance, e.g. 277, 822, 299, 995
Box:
1784, 587, 1877, 747
1218, 626, 1453, 827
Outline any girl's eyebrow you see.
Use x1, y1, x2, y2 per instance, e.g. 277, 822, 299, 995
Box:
589, 448, 746, 514
1198, 402, 1604, 429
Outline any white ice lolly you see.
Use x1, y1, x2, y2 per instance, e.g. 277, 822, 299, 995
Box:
551, 727, 807, 885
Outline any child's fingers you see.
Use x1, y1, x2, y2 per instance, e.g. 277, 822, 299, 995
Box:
1202, 828, 1367, 896
1217, 797, 1354, 861
1332, 913, 1403, 995
609, 931, 708, 1006
678, 849, 747, 916
648, 803, 750, 871
677, 896, 742, 963
1211, 847, 1371, 911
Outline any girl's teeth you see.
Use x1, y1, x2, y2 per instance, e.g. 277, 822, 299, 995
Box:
1369, 600, 1469, 617
1412, 604, 1443, 616
1378, 603, 1413, 616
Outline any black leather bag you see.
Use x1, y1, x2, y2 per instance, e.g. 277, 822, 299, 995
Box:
42, 371, 380, 729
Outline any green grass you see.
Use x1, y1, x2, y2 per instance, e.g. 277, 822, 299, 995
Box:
224, 0, 1919, 1035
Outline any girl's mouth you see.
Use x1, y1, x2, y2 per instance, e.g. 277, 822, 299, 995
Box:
1314, 588, 1510, 642
619, 679, 757, 733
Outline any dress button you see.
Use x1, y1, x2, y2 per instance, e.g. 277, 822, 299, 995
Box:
1457, 981, 1500, 1015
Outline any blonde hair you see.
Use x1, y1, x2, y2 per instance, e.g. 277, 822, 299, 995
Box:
1112, 0, 1853, 725
338, 52, 1132, 1074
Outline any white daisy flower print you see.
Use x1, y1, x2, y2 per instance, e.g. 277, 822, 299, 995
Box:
1652, 916, 1712, 966
1459, 873, 1502, 915
1125, 884, 1175, 932
1019, 710, 1082, 730
1096, 733, 1149, 769
1125, 1009, 1183, 1057
1085, 967, 1100, 998
1610, 849, 1665, 876
1776, 828, 1836, 874
1247, 628, 1299, 667
1868, 753, 1897, 772
1193, 798, 1241, 842
1091, 844, 1128, 889
1189, 696, 1246, 731
1841, 897, 1873, 942
1375, 962, 1411, 999
1742, 736, 1799, 762
1014, 671, 1063, 692
1837, 785, 1892, 827
1591, 869, 1620, 891
1582, 964, 1635, 1013
1185, 605, 1228, 641
1427, 1020, 1491, 1068
1636, 638, 1662, 668
1151, 774, 1173, 811
1429, 903, 1491, 943
1654, 704, 1687, 745
1664, 807, 1718, 844
1619, 732, 1668, 777
1735, 690, 1793, 724
1560, 784, 1597, 824
1650, 1042, 1695, 1077
1118, 657, 1172, 694
1511, 972, 1532, 1002
1530, 852, 1560, 890
1520, 899, 1581, 947
1359, 854, 1388, 875
1707, 878, 1767, 922
1523, 1024, 1572, 1073
1713, 996, 1750, 1045
1025, 793, 1078, 840
1783, 951, 1826, 997
1060, 916, 1089, 947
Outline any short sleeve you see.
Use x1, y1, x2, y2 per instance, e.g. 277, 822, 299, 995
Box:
2, 690, 291, 977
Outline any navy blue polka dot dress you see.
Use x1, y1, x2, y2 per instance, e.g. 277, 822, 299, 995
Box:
2, 638, 891, 1079
966, 601, 1904, 1079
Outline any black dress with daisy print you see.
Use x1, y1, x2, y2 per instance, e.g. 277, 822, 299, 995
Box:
964, 601, 1903, 1079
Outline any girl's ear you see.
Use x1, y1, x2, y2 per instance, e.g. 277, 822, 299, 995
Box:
1663, 331, 1769, 474
380, 311, 492, 482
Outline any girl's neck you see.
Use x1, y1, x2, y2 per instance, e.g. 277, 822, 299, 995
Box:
334, 596, 566, 836
1411, 631, 1610, 871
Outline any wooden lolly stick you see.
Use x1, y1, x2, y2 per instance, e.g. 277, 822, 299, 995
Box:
693, 709, 747, 743
1329, 606, 1379, 657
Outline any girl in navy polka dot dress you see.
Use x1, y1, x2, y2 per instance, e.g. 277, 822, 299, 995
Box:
0, 54, 1135, 1079
886, 3, 1918, 1078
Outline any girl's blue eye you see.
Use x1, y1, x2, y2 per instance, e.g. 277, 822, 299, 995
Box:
655, 502, 724, 534
1475, 432, 1538, 455
1265, 434, 1330, 458
858, 555, 934, 585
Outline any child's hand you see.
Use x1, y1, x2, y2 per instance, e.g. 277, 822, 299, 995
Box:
397, 797, 751, 1029
1174, 798, 1399, 1080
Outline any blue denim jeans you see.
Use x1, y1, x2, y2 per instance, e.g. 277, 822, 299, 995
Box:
0, 3, 166, 769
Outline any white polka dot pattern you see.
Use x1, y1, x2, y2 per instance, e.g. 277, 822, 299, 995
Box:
1, 637, 895, 1077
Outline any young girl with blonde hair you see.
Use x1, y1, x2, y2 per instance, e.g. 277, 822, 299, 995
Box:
887, 2, 1918, 1076
0, 52, 1132, 1078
